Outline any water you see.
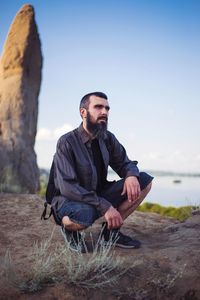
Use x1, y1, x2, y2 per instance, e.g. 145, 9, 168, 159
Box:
107, 172, 200, 207
146, 176, 200, 207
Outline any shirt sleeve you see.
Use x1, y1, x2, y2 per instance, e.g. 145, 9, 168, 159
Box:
54, 137, 111, 215
108, 132, 140, 178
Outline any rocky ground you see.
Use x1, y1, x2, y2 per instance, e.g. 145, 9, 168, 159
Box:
0, 193, 199, 300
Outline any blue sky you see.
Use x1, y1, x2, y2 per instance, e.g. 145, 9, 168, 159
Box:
1, 0, 200, 172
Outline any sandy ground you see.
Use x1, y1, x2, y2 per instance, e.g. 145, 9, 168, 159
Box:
0, 193, 200, 300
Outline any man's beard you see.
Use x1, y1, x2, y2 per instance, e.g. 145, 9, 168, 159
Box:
86, 111, 108, 138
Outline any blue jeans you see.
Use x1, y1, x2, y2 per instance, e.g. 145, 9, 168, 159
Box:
57, 172, 153, 227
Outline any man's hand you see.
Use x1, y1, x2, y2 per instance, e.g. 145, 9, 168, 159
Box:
121, 176, 141, 203
104, 206, 123, 230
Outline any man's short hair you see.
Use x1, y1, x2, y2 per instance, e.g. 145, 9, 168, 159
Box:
79, 92, 108, 110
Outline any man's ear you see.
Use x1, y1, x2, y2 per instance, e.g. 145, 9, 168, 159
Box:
80, 108, 87, 119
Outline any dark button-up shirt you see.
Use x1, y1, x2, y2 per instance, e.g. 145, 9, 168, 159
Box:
53, 123, 139, 215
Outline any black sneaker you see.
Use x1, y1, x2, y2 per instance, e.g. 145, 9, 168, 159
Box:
101, 223, 141, 249
60, 226, 86, 253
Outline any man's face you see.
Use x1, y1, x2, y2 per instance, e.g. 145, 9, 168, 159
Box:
85, 96, 110, 136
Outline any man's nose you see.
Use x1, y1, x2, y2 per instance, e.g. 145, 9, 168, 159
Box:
101, 107, 108, 115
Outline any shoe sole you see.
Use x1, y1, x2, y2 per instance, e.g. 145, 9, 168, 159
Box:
115, 243, 141, 249
103, 240, 141, 249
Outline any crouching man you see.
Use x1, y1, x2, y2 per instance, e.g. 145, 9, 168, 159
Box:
52, 92, 153, 252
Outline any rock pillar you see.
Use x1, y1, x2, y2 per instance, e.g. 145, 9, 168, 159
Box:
0, 4, 42, 193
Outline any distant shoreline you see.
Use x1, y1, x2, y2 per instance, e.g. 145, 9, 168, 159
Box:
143, 170, 200, 178
40, 168, 200, 178
108, 169, 200, 178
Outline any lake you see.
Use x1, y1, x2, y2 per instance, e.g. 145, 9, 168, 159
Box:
107, 172, 200, 208
146, 176, 200, 207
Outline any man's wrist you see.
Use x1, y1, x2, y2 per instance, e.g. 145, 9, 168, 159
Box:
125, 175, 138, 180
104, 204, 113, 215
100, 202, 112, 216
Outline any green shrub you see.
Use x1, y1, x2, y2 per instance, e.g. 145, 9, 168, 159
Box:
38, 181, 46, 197
38, 169, 49, 196
137, 202, 192, 221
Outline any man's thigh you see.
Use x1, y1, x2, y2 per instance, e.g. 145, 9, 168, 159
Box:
101, 171, 153, 208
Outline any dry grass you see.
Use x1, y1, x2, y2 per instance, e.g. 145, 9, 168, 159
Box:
0, 229, 191, 299
112, 262, 187, 300
1, 228, 138, 293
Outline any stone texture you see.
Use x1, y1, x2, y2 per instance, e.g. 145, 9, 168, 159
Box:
0, 4, 42, 193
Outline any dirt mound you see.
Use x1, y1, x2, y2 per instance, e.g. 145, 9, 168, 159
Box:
0, 193, 199, 300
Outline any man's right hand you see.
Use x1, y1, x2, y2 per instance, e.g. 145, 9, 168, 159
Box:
104, 206, 123, 230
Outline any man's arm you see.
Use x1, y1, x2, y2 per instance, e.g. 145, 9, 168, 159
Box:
54, 137, 111, 215
107, 132, 141, 202
107, 132, 140, 179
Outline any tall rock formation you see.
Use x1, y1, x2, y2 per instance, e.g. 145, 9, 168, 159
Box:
0, 4, 42, 193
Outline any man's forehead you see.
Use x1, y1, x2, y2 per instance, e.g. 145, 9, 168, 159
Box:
89, 95, 109, 106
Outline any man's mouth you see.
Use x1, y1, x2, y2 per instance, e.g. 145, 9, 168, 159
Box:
98, 117, 107, 122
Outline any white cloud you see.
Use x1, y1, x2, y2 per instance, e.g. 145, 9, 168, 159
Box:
36, 123, 74, 141
146, 152, 161, 160
139, 149, 200, 173
196, 154, 200, 161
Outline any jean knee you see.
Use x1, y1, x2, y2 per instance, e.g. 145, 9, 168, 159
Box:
81, 205, 99, 226
69, 204, 99, 227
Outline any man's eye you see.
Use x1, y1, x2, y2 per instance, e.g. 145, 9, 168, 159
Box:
94, 105, 110, 110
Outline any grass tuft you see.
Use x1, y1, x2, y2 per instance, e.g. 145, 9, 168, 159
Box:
1, 228, 137, 293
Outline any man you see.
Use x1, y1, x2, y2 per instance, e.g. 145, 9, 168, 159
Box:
52, 92, 153, 252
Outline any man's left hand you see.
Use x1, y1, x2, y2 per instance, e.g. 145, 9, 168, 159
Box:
121, 176, 141, 203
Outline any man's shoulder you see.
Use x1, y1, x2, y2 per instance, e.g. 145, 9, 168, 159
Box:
57, 127, 79, 145
105, 130, 116, 141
